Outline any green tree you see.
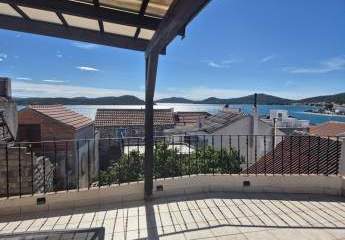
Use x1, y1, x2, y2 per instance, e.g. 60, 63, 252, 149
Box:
96, 143, 244, 186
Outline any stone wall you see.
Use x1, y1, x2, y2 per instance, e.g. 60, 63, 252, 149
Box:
0, 145, 53, 197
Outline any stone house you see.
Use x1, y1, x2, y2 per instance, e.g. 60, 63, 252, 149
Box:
95, 108, 175, 170
17, 105, 97, 190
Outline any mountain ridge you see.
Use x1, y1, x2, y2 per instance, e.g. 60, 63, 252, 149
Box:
13, 92, 345, 105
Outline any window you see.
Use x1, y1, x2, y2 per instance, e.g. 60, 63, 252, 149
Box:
115, 128, 128, 138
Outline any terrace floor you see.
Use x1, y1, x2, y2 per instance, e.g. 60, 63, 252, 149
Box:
1, 192, 345, 240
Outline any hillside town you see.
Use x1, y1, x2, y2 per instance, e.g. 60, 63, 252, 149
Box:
2, 77, 345, 197
0, 0, 345, 239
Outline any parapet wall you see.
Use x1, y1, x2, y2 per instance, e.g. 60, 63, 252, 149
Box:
0, 174, 344, 218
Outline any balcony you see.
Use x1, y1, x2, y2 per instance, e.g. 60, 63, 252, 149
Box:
0, 135, 345, 239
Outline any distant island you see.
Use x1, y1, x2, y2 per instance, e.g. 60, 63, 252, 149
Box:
15, 95, 145, 105
15, 92, 345, 105
157, 93, 345, 105
156, 94, 293, 105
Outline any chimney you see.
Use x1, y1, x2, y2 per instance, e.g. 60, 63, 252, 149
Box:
0, 77, 12, 99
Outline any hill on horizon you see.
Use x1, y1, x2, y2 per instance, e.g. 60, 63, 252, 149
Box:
15, 95, 145, 105
157, 94, 293, 105
297, 92, 345, 105
13, 92, 345, 105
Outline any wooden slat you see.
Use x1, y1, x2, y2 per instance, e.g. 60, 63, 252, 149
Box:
0, 0, 161, 31
0, 14, 152, 52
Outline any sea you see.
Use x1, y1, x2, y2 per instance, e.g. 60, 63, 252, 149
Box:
64, 103, 345, 125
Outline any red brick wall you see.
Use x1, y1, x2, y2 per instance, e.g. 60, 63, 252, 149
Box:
18, 109, 75, 142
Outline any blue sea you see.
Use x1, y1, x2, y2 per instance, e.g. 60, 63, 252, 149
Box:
66, 103, 345, 125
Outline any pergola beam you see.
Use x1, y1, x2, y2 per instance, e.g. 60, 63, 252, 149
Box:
0, 15, 153, 52
134, 0, 150, 39
146, 0, 210, 56
0, 0, 161, 31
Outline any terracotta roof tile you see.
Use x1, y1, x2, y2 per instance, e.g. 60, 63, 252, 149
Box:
309, 121, 345, 137
201, 111, 246, 133
174, 112, 211, 126
244, 136, 342, 175
29, 105, 93, 130
95, 108, 175, 127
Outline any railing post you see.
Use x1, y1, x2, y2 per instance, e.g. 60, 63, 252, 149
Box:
338, 139, 345, 176
144, 51, 159, 199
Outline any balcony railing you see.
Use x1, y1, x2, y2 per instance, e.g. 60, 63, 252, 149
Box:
0, 135, 343, 198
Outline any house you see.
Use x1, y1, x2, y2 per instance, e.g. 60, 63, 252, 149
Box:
167, 104, 285, 169
95, 108, 175, 138
0, 78, 54, 196
244, 135, 342, 175
95, 108, 175, 169
261, 109, 309, 134
335, 105, 345, 114
309, 121, 345, 137
17, 105, 97, 189
174, 111, 211, 127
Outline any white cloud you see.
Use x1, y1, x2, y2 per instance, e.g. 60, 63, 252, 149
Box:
205, 58, 241, 69
207, 61, 225, 68
260, 55, 275, 63
285, 55, 345, 74
11, 81, 339, 101
72, 42, 99, 50
56, 54, 63, 58
76, 66, 100, 72
16, 77, 32, 81
12, 81, 144, 98
42, 79, 66, 83
0, 53, 8, 62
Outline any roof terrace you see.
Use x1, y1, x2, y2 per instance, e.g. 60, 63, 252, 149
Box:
0, 1, 345, 239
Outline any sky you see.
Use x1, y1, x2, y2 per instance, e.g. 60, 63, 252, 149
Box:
0, 0, 344, 100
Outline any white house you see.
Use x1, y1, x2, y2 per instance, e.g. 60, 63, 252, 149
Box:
167, 105, 285, 169
335, 105, 345, 114
263, 110, 310, 131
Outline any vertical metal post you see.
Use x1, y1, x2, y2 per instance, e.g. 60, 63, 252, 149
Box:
87, 139, 90, 189
54, 140, 57, 191
30, 145, 34, 195
76, 141, 80, 191
65, 141, 69, 191
144, 52, 159, 199
18, 143, 22, 197
42, 143, 46, 193
6, 144, 9, 198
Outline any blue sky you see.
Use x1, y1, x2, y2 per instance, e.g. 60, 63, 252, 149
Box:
0, 0, 344, 100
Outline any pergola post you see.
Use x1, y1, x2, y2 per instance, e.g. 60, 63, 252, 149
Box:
144, 52, 159, 199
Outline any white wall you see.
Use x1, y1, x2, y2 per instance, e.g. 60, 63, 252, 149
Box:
1, 175, 344, 218
198, 116, 284, 168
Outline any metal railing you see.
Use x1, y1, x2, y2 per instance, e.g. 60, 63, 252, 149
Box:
0, 134, 342, 198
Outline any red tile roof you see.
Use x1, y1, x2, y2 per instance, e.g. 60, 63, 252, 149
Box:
29, 105, 93, 130
201, 111, 246, 133
95, 108, 175, 127
244, 136, 341, 175
174, 112, 210, 126
309, 121, 345, 137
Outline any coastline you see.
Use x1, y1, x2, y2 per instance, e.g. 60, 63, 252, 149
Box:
302, 111, 345, 118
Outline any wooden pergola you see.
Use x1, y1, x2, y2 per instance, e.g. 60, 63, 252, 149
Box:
0, 0, 210, 198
